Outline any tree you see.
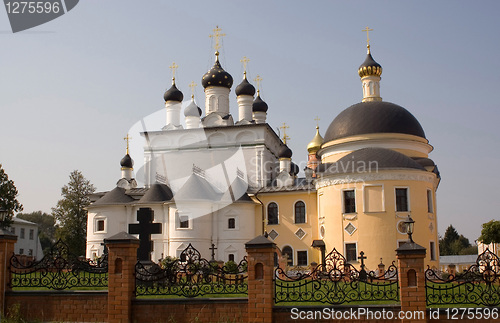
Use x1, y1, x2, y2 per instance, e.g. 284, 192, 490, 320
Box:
478, 220, 500, 245
439, 225, 473, 255
17, 211, 57, 254
52, 170, 95, 256
0, 164, 23, 228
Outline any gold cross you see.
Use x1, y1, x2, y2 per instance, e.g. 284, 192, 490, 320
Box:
240, 56, 250, 76
124, 134, 132, 155
209, 25, 226, 52
169, 62, 179, 83
254, 75, 262, 94
188, 81, 197, 99
362, 26, 373, 48
314, 116, 320, 128
280, 122, 290, 144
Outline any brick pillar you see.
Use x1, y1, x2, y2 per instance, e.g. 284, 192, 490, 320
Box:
0, 229, 16, 317
245, 235, 276, 323
396, 241, 427, 323
105, 232, 139, 323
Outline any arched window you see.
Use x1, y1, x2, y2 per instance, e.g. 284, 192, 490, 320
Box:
267, 202, 278, 225
294, 201, 306, 224
282, 246, 293, 266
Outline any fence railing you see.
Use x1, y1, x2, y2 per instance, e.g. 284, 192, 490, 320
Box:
135, 244, 248, 297
274, 248, 399, 305
9, 239, 108, 290
425, 248, 500, 307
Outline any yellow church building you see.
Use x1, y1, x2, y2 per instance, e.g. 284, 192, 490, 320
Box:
87, 27, 440, 272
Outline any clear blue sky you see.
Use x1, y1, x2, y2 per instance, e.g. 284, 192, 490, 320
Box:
1, 1, 499, 243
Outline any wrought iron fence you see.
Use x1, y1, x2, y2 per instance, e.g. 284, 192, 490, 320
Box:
425, 248, 500, 307
135, 244, 248, 297
9, 240, 108, 290
274, 248, 399, 305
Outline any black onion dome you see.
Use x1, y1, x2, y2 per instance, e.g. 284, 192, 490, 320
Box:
324, 101, 426, 142
252, 95, 268, 112
184, 100, 202, 117
278, 144, 292, 159
202, 60, 233, 89
235, 77, 256, 96
163, 83, 184, 102
120, 154, 133, 168
358, 51, 382, 77
290, 162, 299, 176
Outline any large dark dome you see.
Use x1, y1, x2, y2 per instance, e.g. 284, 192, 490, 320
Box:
324, 101, 426, 142
202, 59, 233, 89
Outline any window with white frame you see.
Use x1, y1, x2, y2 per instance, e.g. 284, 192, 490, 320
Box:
345, 243, 357, 262
95, 218, 105, 232
228, 218, 236, 229
395, 188, 409, 212
427, 189, 433, 213
267, 202, 278, 225
20, 228, 25, 239
294, 201, 306, 224
343, 190, 356, 214
297, 250, 308, 266
29, 229, 34, 240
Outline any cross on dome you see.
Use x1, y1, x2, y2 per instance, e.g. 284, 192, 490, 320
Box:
188, 81, 197, 99
362, 26, 374, 52
123, 134, 132, 155
280, 122, 290, 144
254, 75, 262, 95
169, 62, 179, 84
209, 25, 226, 54
240, 56, 250, 77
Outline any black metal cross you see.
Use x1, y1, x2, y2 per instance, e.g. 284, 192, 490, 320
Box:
358, 251, 367, 282
358, 251, 367, 270
209, 243, 217, 261
129, 208, 162, 262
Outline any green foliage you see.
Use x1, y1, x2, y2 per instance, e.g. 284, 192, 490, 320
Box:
52, 170, 95, 256
439, 225, 472, 255
478, 220, 500, 245
0, 164, 23, 229
161, 256, 179, 272
223, 260, 238, 274
16, 211, 57, 254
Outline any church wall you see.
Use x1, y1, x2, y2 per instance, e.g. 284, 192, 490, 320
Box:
318, 173, 439, 270
86, 205, 132, 259
257, 191, 320, 266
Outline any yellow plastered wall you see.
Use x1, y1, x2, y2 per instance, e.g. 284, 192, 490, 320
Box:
318, 175, 439, 270
255, 190, 320, 266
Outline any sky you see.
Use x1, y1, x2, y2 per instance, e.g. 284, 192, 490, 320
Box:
1, 1, 499, 243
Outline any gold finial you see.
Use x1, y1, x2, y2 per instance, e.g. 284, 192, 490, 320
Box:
314, 116, 320, 128
124, 134, 132, 155
362, 26, 373, 52
188, 81, 197, 99
240, 56, 250, 78
280, 122, 290, 144
169, 62, 179, 84
209, 25, 226, 55
254, 75, 262, 95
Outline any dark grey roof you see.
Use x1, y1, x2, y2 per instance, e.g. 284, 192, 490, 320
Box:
316, 148, 426, 175
235, 76, 256, 96
412, 157, 435, 167
92, 187, 135, 205
201, 59, 233, 89
164, 83, 184, 102
252, 95, 268, 112
120, 154, 133, 168
324, 101, 426, 142
173, 173, 222, 201
138, 183, 173, 204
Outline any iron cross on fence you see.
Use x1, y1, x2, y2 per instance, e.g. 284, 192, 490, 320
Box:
358, 251, 368, 282
129, 208, 162, 262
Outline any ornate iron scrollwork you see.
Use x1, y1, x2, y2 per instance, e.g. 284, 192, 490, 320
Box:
9, 239, 108, 290
274, 248, 399, 305
425, 248, 500, 306
135, 243, 248, 297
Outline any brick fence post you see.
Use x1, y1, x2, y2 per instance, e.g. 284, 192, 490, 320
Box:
0, 229, 16, 317
105, 232, 139, 323
245, 235, 276, 323
396, 241, 427, 323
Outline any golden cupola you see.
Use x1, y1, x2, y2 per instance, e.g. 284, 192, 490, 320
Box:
307, 126, 324, 154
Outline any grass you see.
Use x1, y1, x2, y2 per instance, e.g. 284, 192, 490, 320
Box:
426, 281, 500, 307
10, 272, 108, 291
